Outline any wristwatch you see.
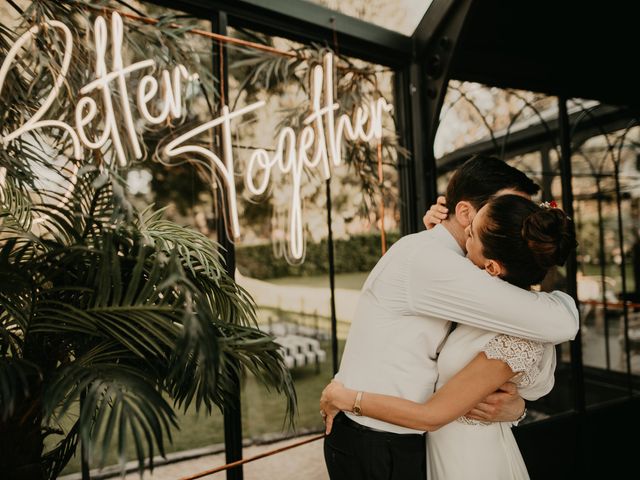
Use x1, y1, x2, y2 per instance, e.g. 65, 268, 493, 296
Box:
352, 391, 364, 416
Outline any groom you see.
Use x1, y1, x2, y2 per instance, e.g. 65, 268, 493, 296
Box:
323, 155, 579, 480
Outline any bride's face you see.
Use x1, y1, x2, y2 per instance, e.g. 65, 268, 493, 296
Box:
465, 204, 490, 269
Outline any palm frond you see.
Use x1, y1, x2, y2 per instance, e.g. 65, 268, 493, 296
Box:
166, 296, 221, 412
31, 240, 185, 361
216, 324, 297, 426
0, 239, 32, 333
134, 208, 259, 327
0, 178, 32, 231
0, 358, 41, 421
42, 420, 79, 480
45, 364, 177, 472
135, 206, 226, 282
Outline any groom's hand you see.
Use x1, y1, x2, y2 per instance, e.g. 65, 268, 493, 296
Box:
465, 382, 525, 422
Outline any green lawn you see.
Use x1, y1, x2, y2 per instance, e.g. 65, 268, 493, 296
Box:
61, 340, 340, 475
267, 265, 638, 296
268, 272, 368, 290
581, 263, 635, 294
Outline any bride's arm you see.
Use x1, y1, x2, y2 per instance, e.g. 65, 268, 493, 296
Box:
321, 353, 515, 433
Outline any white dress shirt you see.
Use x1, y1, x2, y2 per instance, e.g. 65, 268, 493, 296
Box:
335, 224, 579, 434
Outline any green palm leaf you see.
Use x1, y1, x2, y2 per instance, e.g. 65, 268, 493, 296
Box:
0, 178, 32, 231
0, 358, 40, 421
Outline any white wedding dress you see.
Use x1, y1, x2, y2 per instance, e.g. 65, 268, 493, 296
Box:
427, 324, 545, 480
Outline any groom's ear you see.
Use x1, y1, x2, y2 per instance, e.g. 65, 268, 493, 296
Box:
454, 201, 475, 227
485, 259, 504, 277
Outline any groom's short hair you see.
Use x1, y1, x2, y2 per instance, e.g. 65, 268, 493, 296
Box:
445, 155, 540, 212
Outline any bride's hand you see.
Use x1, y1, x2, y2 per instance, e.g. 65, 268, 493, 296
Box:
423, 196, 448, 229
320, 380, 353, 435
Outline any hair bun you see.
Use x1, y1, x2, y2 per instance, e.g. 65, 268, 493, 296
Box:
521, 208, 577, 269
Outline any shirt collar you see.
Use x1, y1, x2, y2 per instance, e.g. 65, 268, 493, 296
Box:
430, 224, 465, 257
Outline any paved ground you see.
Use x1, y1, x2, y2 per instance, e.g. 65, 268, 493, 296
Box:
121, 434, 329, 480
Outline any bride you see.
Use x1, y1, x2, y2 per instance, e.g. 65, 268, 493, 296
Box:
320, 194, 577, 480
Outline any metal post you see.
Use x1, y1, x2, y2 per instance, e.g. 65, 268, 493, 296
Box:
558, 97, 585, 412
393, 66, 418, 235
408, 61, 431, 226
80, 392, 90, 480
326, 179, 339, 375
558, 96, 585, 477
612, 160, 633, 395
212, 11, 243, 480
412, 0, 475, 218
540, 147, 553, 202
594, 181, 611, 370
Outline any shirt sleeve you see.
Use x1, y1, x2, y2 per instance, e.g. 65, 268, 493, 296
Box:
408, 248, 579, 343
518, 343, 557, 401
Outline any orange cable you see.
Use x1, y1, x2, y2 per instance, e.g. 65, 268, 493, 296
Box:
218, 40, 225, 108
83, 4, 300, 58
580, 299, 640, 309
178, 433, 325, 480
377, 141, 387, 255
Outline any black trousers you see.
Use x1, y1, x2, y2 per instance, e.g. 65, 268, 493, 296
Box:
324, 412, 426, 480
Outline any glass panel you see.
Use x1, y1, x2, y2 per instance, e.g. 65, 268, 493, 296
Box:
435, 81, 558, 161
434, 81, 578, 419
225, 29, 331, 441
567, 100, 640, 403
306, 0, 432, 35
226, 25, 401, 447
48, 3, 226, 475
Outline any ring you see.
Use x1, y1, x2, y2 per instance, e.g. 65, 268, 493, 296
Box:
320, 410, 327, 418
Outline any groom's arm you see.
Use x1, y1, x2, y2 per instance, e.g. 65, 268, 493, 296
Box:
467, 344, 557, 422
465, 381, 525, 423
410, 250, 579, 343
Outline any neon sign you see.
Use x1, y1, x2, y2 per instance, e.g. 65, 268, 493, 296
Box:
0, 12, 393, 260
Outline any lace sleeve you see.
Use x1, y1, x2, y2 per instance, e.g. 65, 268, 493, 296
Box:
483, 334, 545, 388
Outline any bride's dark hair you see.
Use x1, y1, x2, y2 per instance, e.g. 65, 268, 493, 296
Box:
479, 195, 577, 289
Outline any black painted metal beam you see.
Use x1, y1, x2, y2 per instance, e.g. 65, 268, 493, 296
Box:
557, 95, 586, 479
393, 66, 419, 234
211, 11, 244, 480
409, 0, 475, 216
436, 105, 638, 174
146, 0, 412, 66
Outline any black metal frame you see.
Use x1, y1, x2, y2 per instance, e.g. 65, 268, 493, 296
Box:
150, 0, 412, 66
131, 0, 640, 478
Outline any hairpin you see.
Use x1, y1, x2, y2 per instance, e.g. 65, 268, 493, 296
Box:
539, 200, 558, 209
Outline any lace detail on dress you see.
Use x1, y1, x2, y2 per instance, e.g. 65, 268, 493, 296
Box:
456, 416, 491, 426
483, 334, 545, 388
455, 335, 544, 426
454, 335, 544, 426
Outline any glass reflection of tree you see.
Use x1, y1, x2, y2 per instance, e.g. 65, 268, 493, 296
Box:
228, 29, 404, 257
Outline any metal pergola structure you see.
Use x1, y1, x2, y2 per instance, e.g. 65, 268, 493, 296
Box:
140, 1, 640, 479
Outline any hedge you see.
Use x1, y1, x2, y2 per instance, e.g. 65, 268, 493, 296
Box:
236, 232, 401, 279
